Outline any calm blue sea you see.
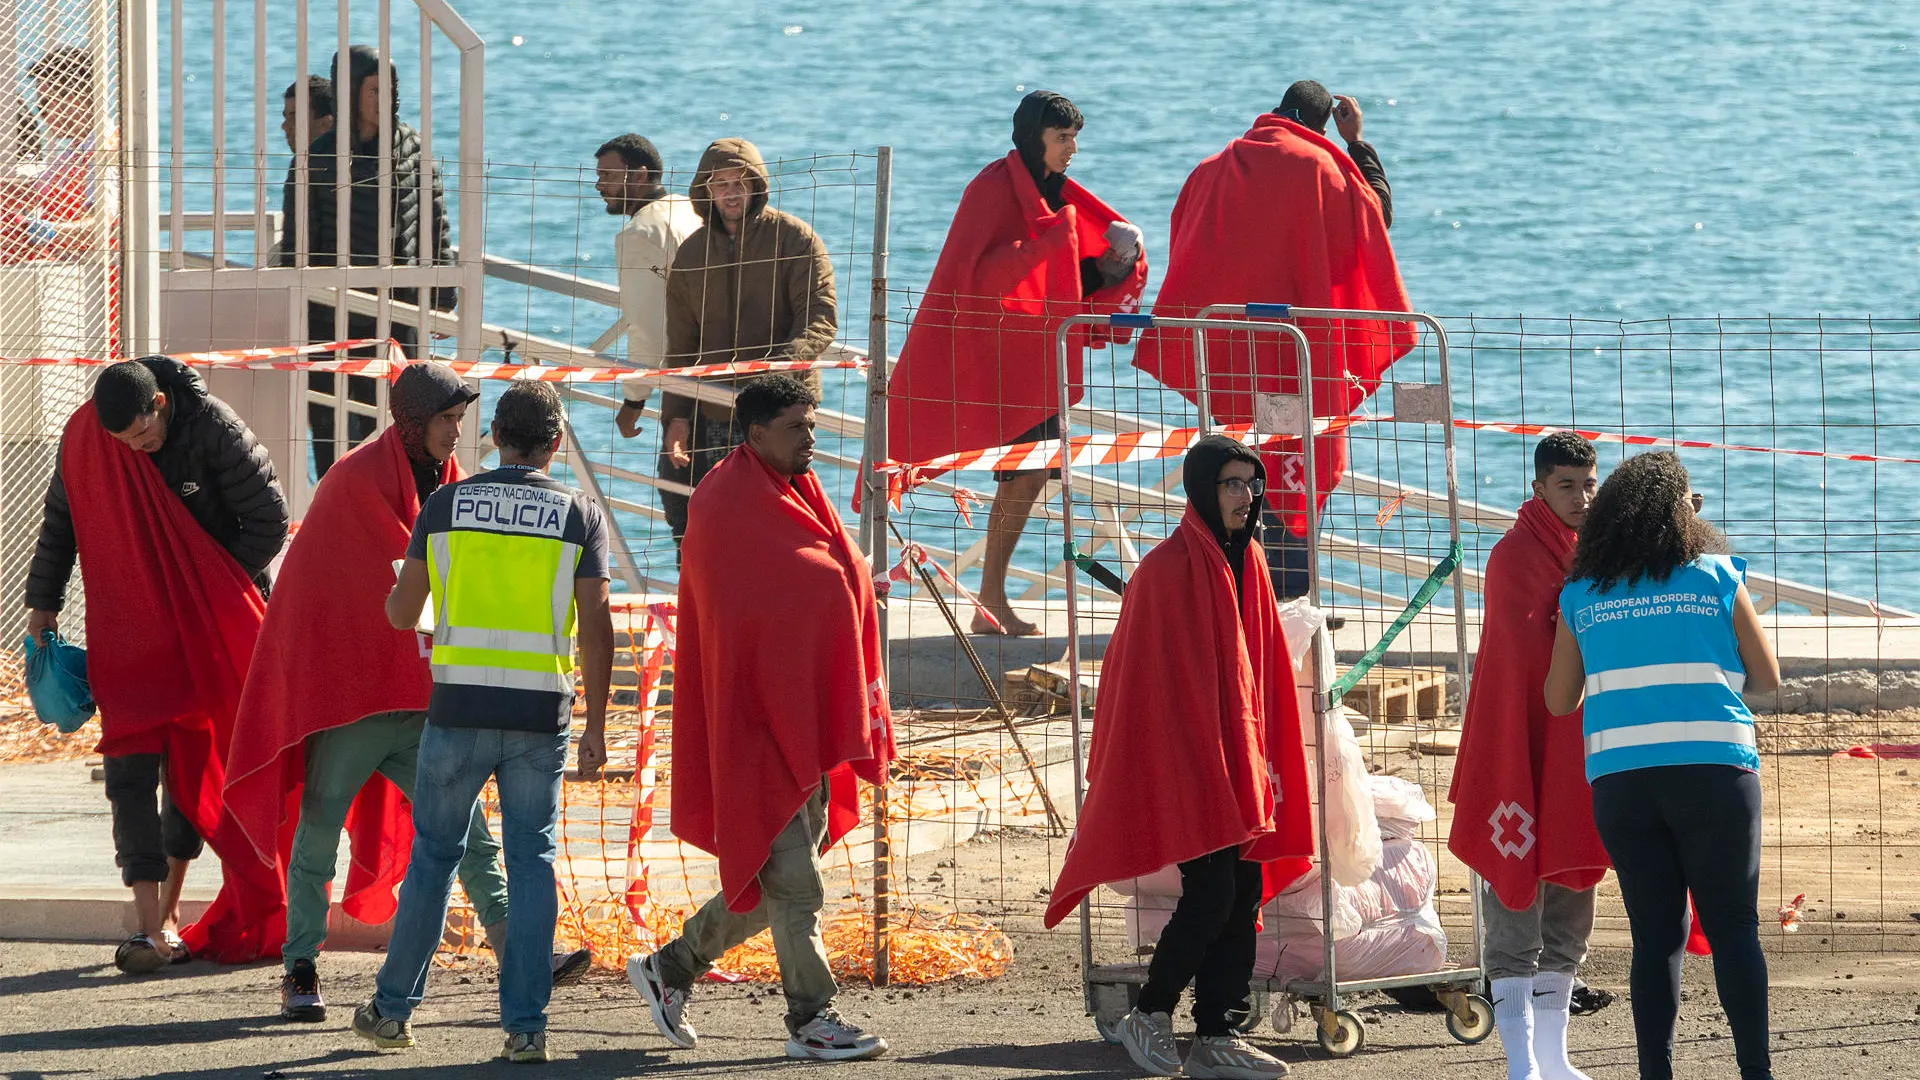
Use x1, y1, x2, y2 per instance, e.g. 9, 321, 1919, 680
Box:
161, 1, 1920, 606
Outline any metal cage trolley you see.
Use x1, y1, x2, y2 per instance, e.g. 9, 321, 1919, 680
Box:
1055, 306, 1492, 1059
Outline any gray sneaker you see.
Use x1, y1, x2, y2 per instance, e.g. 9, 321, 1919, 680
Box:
785, 1008, 888, 1061
550, 947, 592, 988
351, 998, 415, 1050
1184, 1035, 1289, 1080
1117, 1009, 1182, 1077
626, 952, 697, 1049
501, 1031, 551, 1064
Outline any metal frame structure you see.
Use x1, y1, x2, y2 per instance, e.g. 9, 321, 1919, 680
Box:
1057, 306, 1492, 1057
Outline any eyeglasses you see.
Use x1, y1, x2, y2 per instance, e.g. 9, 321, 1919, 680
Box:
1217, 478, 1265, 497
1689, 492, 1706, 513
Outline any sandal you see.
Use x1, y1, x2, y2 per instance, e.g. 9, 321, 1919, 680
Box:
114, 934, 168, 975
161, 929, 193, 965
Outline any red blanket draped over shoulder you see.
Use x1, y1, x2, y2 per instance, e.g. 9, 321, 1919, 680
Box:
671, 446, 896, 912
887, 150, 1147, 466
1448, 498, 1609, 910
195, 426, 458, 960
60, 402, 266, 952
1132, 115, 1412, 536
1044, 509, 1313, 927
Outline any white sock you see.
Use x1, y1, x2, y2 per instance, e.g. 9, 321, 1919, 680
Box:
1491, 976, 1541, 1080
1530, 971, 1592, 1080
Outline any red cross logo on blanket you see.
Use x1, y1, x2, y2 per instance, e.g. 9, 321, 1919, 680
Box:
1489, 801, 1537, 859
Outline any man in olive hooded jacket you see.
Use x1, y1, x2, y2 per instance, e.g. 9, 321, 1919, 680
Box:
656, 138, 837, 554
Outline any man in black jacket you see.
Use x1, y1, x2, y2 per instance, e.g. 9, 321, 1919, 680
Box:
278, 44, 456, 478
22, 357, 287, 972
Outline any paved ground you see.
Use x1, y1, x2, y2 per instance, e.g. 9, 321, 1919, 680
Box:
5, 928, 1920, 1080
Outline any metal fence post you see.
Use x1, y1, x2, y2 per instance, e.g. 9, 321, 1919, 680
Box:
860, 146, 894, 987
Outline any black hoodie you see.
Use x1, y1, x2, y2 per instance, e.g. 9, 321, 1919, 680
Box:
1182, 434, 1267, 603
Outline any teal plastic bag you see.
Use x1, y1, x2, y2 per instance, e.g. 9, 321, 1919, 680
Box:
23, 631, 95, 734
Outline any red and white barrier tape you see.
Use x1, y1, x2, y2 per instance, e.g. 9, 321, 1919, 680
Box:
0, 338, 866, 383
886, 542, 1004, 634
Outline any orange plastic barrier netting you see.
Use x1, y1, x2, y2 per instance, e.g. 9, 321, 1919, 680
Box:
2, 607, 1019, 985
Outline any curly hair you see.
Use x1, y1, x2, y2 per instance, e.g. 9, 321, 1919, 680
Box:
491, 382, 565, 455
1566, 451, 1725, 592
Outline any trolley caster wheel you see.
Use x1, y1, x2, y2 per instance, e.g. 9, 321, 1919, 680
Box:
1315, 1009, 1365, 1057
1094, 1013, 1123, 1046
1446, 994, 1495, 1045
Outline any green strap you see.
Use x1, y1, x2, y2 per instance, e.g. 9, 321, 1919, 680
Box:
1326, 540, 1464, 702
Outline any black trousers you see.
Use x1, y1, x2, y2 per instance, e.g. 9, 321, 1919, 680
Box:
658, 415, 744, 560
1137, 848, 1263, 1036
103, 754, 204, 887
307, 306, 419, 479
1591, 764, 1772, 1080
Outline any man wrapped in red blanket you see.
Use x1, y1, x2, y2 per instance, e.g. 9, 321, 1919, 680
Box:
1046, 435, 1312, 1080
1133, 81, 1409, 601
886, 90, 1147, 636
1449, 433, 1609, 1080
628, 375, 896, 1063
211, 364, 594, 1018
22, 358, 286, 974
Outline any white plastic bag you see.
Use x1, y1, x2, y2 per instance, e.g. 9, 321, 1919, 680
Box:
1313, 701, 1383, 887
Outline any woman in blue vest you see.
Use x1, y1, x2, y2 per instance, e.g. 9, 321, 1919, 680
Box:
1544, 451, 1780, 1080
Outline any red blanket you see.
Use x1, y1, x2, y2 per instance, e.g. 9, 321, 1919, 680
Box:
887, 150, 1148, 465
1045, 510, 1313, 927
671, 446, 896, 912
197, 426, 458, 959
1448, 498, 1609, 910
60, 402, 266, 953
1132, 115, 1411, 536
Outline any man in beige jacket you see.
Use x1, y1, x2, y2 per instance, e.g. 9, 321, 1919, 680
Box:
595, 134, 703, 439
658, 137, 837, 555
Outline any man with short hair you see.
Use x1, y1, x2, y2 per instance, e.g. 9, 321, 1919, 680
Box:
628, 374, 893, 1062
23, 357, 287, 972
280, 75, 335, 153
1449, 432, 1609, 1080
1134, 78, 1411, 602
354, 381, 612, 1064
279, 45, 457, 478
593, 134, 703, 443
657, 138, 837, 557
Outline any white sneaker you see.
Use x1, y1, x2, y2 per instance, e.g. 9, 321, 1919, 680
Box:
1118, 1009, 1182, 1077
785, 1008, 888, 1061
626, 952, 697, 1049
1184, 1034, 1290, 1079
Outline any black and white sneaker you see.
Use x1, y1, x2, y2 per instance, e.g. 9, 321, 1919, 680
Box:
281, 958, 327, 1022
550, 947, 592, 988
626, 952, 697, 1049
785, 1008, 887, 1062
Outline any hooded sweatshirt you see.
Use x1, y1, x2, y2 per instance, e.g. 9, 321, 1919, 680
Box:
1182, 434, 1268, 601
1012, 90, 1105, 297
661, 138, 837, 425
389, 362, 479, 501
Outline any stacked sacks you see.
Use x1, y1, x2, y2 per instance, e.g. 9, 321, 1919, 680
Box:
1118, 774, 1447, 987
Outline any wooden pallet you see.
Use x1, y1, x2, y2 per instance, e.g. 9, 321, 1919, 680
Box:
1017, 660, 1101, 714
1339, 664, 1448, 725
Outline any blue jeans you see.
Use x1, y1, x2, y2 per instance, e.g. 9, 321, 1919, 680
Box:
373, 724, 567, 1035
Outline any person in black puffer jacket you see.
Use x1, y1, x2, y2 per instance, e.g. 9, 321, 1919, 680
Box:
277, 45, 456, 477
23, 356, 289, 623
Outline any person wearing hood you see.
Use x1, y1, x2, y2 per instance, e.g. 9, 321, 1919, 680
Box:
595, 134, 704, 441
21, 358, 288, 973
1045, 435, 1311, 1080
277, 45, 457, 479
656, 137, 837, 557
208, 364, 590, 1014
886, 90, 1148, 636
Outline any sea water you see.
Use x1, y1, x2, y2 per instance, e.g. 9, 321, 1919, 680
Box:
159, 0, 1920, 605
